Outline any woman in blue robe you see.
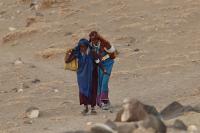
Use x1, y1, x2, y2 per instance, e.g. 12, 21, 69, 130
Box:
66, 39, 99, 115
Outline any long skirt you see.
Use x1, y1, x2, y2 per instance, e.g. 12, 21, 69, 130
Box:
97, 58, 114, 106
79, 64, 98, 107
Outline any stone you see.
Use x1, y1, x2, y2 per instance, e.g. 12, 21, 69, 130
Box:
54, 89, 58, 93
25, 106, 40, 119
14, 58, 23, 65
160, 101, 185, 120
143, 104, 160, 117
173, 119, 187, 130
115, 98, 158, 122
86, 122, 93, 126
104, 120, 117, 130
141, 115, 167, 133
32, 79, 40, 84
134, 49, 140, 52
90, 123, 116, 133
9, 27, 16, 31
188, 125, 198, 133
24, 120, 33, 124
17, 88, 23, 92
160, 102, 195, 120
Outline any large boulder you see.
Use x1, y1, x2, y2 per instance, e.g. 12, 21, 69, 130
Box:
160, 101, 194, 120
115, 98, 160, 122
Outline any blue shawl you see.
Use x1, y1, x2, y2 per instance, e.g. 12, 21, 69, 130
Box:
75, 39, 93, 98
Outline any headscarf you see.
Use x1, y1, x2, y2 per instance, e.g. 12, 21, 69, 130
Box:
73, 38, 91, 57
78, 38, 90, 47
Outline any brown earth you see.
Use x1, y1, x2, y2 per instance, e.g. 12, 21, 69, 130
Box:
0, 0, 200, 132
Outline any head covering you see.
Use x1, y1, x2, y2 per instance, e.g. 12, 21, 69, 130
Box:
78, 38, 90, 47
73, 39, 90, 57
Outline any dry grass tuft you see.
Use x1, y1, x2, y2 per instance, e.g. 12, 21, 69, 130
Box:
36, 48, 65, 59
2, 28, 38, 43
40, 0, 57, 9
26, 17, 37, 27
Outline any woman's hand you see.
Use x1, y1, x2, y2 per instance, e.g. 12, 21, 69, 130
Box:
103, 69, 110, 75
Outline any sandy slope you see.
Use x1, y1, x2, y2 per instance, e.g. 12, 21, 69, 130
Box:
0, 0, 200, 132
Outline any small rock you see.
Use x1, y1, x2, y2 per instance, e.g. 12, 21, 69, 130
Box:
188, 125, 198, 133
134, 48, 140, 52
25, 107, 40, 119
32, 79, 40, 84
103, 115, 107, 119
9, 27, 16, 31
17, 88, 23, 92
30, 65, 37, 68
173, 119, 187, 130
22, 83, 30, 89
104, 120, 117, 130
160, 101, 185, 120
0, 90, 8, 93
24, 120, 33, 124
65, 32, 73, 36
12, 88, 18, 92
14, 58, 23, 65
35, 12, 44, 17
16, 10, 21, 14
86, 122, 93, 126
54, 89, 58, 93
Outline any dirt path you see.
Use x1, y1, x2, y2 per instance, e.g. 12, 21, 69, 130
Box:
0, 0, 200, 132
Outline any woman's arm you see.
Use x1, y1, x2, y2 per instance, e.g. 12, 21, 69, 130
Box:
100, 37, 116, 59
65, 49, 76, 63
92, 51, 109, 75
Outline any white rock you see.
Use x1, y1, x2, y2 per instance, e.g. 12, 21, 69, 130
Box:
188, 125, 198, 133
26, 107, 40, 119
54, 89, 58, 93
86, 122, 93, 126
14, 58, 23, 65
9, 27, 16, 31
17, 88, 23, 92
16, 10, 21, 14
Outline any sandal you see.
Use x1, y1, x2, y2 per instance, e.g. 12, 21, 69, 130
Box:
81, 107, 89, 115
91, 108, 97, 115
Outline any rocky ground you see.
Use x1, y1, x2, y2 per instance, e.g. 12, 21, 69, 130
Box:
0, 0, 200, 133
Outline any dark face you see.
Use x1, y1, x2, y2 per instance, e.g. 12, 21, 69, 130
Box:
90, 37, 99, 45
89, 31, 99, 45
79, 45, 88, 54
